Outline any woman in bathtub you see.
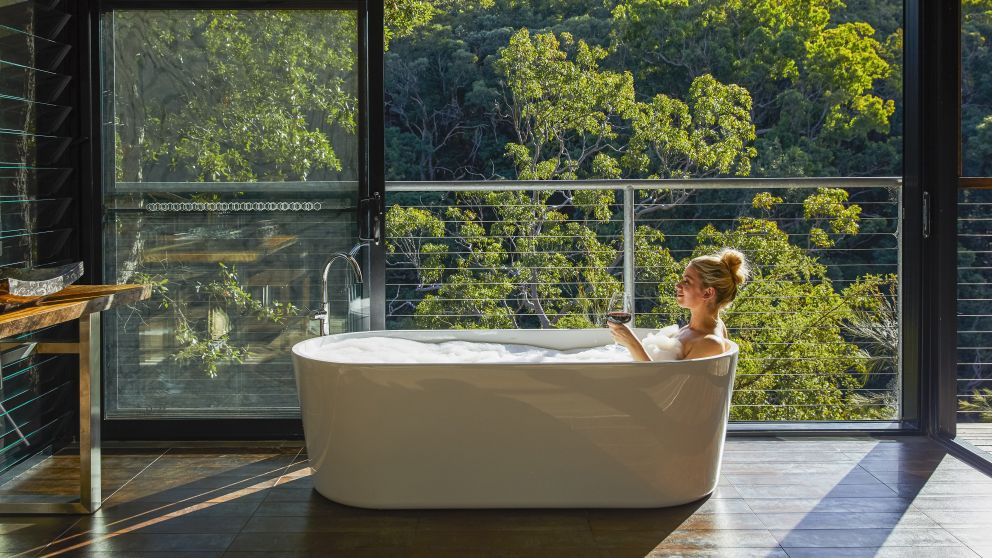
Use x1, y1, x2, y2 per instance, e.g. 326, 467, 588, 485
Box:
609, 249, 749, 360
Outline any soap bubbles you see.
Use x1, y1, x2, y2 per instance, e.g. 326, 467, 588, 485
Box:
641, 325, 684, 361
314, 337, 635, 364
312, 328, 684, 364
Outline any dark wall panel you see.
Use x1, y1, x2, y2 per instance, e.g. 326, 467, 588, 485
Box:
0, 0, 79, 483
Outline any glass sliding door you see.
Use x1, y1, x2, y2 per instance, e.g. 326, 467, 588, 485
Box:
956, 1, 992, 460
100, 9, 363, 419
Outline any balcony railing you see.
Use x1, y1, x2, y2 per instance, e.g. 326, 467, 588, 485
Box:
958, 188, 992, 455
385, 177, 902, 422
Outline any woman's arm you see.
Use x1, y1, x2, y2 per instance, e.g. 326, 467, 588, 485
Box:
608, 322, 652, 361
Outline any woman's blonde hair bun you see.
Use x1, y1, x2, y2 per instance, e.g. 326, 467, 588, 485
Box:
719, 248, 749, 287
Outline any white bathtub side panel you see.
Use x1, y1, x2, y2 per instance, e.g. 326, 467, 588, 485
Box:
294, 345, 736, 509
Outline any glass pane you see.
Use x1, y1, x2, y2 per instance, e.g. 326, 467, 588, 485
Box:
101, 10, 361, 418
384, 2, 902, 180
957, 189, 992, 459
963, 1, 992, 176
383, 2, 903, 422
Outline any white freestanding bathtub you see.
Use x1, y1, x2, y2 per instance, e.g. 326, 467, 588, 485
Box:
291, 328, 738, 509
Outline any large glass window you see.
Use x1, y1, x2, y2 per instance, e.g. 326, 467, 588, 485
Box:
383, 1, 904, 421
101, 10, 361, 418
958, 1, 992, 458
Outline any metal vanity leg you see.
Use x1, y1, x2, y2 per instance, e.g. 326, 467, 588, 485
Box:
79, 313, 101, 513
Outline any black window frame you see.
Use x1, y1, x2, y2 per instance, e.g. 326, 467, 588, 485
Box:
72, 0, 992, 452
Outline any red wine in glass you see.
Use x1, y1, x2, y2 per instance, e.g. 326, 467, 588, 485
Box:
606, 311, 632, 324
605, 292, 632, 325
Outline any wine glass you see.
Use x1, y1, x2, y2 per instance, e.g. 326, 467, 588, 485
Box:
605, 292, 632, 326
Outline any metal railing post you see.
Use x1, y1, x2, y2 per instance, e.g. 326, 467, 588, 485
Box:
623, 184, 636, 323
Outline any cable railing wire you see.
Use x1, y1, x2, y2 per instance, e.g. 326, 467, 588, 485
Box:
957, 188, 992, 428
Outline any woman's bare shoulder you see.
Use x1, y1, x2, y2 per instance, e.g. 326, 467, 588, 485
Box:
684, 334, 725, 359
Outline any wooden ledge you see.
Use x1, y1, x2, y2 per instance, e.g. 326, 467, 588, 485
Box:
0, 284, 151, 339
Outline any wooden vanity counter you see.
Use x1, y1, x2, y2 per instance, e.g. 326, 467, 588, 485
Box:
0, 283, 150, 514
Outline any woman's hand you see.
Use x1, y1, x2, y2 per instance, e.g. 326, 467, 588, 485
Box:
608, 322, 652, 361
608, 321, 638, 348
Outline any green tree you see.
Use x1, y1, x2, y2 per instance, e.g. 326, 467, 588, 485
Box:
496, 29, 638, 181
380, 0, 903, 421
385, 0, 495, 48
115, 11, 357, 183
963, 0, 992, 175
611, 0, 897, 176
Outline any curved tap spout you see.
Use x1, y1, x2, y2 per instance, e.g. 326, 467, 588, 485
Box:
314, 243, 366, 336
323, 253, 363, 288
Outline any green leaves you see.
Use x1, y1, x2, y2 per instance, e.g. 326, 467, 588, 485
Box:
496, 29, 638, 180
495, 29, 757, 181
387, 187, 623, 329
960, 388, 992, 422
678, 192, 889, 420
626, 74, 757, 178
752, 192, 784, 211
384, 0, 494, 49
803, 187, 862, 247
613, 0, 898, 176
804, 22, 894, 139
136, 263, 299, 378
117, 10, 357, 183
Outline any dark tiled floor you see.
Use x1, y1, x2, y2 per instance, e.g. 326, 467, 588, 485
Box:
0, 437, 990, 557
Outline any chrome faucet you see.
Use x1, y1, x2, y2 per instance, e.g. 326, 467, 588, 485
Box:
312, 242, 365, 336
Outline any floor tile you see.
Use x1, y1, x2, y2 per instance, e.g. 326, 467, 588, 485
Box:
725, 470, 881, 486
755, 511, 937, 530
42, 533, 236, 553
633, 528, 781, 550
944, 527, 992, 549
772, 527, 962, 548
227, 531, 419, 552
73, 514, 251, 534
744, 497, 914, 514
736, 483, 898, 499
646, 550, 788, 558
242, 513, 419, 532
906, 496, 992, 512
38, 552, 223, 558
919, 510, 992, 528
783, 548, 980, 558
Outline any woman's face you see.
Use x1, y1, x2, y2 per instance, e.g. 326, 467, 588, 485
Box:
675, 264, 712, 309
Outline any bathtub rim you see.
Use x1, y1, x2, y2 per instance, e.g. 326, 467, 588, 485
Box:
292, 328, 739, 368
